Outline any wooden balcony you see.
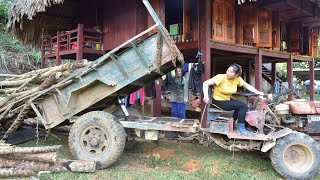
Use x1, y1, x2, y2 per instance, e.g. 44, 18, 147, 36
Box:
41, 24, 105, 67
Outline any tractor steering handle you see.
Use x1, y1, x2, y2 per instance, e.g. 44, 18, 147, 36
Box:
233, 93, 259, 98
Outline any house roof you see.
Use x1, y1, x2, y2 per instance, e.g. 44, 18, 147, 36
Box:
7, 0, 76, 46
6, 0, 320, 45
294, 69, 320, 81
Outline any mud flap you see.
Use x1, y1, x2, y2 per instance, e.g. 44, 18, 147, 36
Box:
261, 128, 292, 152
261, 141, 276, 152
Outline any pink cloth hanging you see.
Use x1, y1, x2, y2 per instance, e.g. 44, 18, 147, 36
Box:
129, 87, 145, 105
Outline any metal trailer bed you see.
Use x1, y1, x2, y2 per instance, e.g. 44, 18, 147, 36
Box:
29, 0, 197, 137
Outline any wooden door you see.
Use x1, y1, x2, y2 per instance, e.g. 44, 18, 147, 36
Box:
312, 31, 319, 57
257, 9, 272, 47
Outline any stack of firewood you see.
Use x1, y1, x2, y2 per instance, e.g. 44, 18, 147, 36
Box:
0, 141, 96, 177
0, 60, 88, 138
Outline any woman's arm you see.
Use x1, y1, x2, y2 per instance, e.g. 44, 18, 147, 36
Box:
203, 78, 215, 103
242, 81, 264, 95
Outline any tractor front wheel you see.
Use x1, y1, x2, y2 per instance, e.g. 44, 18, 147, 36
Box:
270, 131, 320, 179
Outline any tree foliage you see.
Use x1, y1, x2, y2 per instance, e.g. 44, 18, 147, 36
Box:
0, 0, 8, 24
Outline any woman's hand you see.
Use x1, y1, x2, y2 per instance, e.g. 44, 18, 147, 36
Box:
258, 91, 264, 96
203, 97, 210, 104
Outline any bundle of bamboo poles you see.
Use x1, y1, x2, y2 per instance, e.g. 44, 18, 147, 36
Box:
0, 141, 96, 177
0, 60, 88, 138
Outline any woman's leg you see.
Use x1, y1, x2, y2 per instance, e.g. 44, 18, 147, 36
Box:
177, 103, 186, 119
171, 102, 178, 118
212, 99, 252, 134
212, 100, 247, 122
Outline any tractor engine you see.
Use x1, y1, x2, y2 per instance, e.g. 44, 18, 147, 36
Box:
273, 100, 320, 133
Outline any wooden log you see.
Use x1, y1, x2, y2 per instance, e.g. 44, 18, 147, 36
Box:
4, 152, 57, 163
0, 88, 36, 108
54, 159, 96, 173
12, 75, 39, 93
0, 168, 36, 177
0, 87, 31, 94
3, 71, 62, 138
0, 74, 24, 78
0, 145, 61, 155
0, 158, 95, 177
0, 103, 15, 121
0, 60, 88, 87
0, 157, 51, 169
0, 91, 36, 116
2, 103, 31, 139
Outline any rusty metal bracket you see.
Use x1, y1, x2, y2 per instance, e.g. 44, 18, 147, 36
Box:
130, 42, 151, 70
29, 102, 47, 127
110, 53, 129, 79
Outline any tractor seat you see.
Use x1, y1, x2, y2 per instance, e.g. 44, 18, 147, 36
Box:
207, 107, 233, 114
207, 107, 233, 122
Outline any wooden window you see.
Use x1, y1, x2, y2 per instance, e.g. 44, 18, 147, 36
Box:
243, 25, 254, 44
257, 9, 272, 47
288, 23, 300, 53
225, 1, 234, 40
214, 0, 224, 38
212, 0, 235, 43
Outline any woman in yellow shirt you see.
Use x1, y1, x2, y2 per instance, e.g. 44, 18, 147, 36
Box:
202, 63, 264, 134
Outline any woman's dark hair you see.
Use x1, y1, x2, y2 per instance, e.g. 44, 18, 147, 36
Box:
230, 63, 242, 76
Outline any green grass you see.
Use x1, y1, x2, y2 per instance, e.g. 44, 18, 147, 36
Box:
19, 134, 318, 180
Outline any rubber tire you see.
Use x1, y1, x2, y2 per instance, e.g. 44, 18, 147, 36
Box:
270, 131, 320, 180
68, 111, 126, 169
112, 107, 141, 117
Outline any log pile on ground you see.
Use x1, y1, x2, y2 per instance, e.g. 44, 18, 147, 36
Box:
0, 60, 88, 138
0, 141, 96, 177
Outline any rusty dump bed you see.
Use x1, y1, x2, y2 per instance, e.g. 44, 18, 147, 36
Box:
29, 1, 184, 129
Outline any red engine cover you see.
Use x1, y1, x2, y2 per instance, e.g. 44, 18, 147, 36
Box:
284, 100, 320, 115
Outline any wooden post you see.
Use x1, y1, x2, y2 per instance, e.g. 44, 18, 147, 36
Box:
310, 57, 315, 101
149, 0, 165, 117
76, 24, 84, 61
56, 31, 61, 66
271, 62, 276, 85
287, 54, 293, 100
153, 79, 162, 117
41, 28, 45, 69
246, 61, 251, 83
255, 49, 263, 91
200, 0, 211, 128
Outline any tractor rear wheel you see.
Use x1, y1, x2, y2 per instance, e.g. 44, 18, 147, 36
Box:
270, 131, 320, 179
68, 111, 126, 169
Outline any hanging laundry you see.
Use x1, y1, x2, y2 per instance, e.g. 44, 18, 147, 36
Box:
189, 61, 204, 94
129, 87, 145, 105
145, 81, 156, 98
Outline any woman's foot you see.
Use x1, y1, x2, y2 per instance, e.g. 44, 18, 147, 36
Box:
237, 123, 253, 135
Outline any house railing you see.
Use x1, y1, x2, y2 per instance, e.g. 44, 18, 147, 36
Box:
41, 24, 103, 58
